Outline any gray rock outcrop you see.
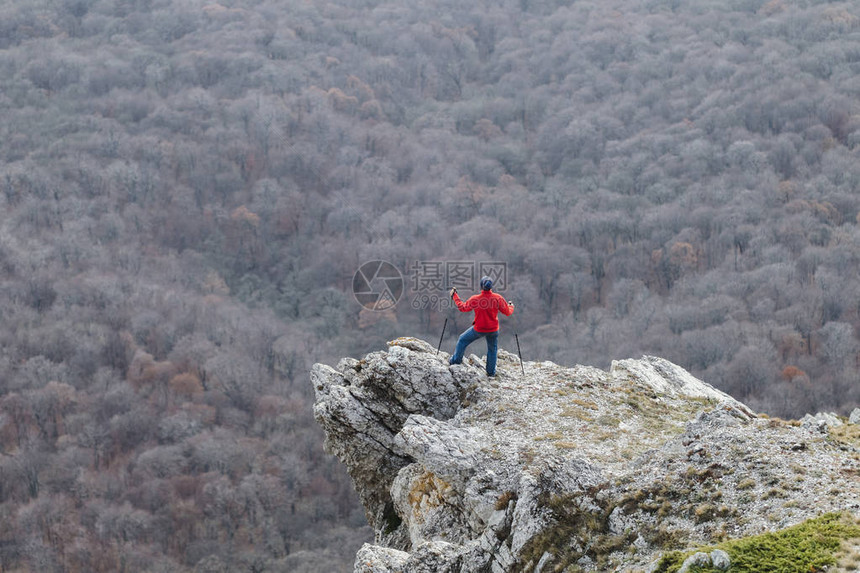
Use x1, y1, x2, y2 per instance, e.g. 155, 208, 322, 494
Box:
312, 338, 860, 572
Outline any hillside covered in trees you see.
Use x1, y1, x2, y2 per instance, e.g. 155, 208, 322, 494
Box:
1, 0, 860, 570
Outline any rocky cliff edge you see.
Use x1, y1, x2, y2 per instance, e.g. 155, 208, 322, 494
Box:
311, 338, 860, 572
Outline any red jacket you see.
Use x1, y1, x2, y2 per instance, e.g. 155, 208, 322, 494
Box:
453, 290, 514, 333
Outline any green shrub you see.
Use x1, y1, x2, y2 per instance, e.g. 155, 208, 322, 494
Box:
655, 513, 860, 573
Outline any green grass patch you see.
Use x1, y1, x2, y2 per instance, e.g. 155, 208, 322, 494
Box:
654, 513, 860, 573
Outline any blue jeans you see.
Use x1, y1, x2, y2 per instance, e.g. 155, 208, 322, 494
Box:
449, 327, 499, 375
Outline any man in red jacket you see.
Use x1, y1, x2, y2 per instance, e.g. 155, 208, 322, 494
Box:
448, 276, 514, 377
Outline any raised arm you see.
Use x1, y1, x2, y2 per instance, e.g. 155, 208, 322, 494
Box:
451, 289, 470, 312
497, 293, 514, 316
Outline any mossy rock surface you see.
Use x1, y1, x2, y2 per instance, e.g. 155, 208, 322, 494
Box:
656, 512, 860, 573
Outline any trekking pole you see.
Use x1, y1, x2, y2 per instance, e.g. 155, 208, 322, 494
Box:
449, 287, 458, 337
515, 333, 525, 376
436, 318, 448, 355
438, 287, 459, 355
